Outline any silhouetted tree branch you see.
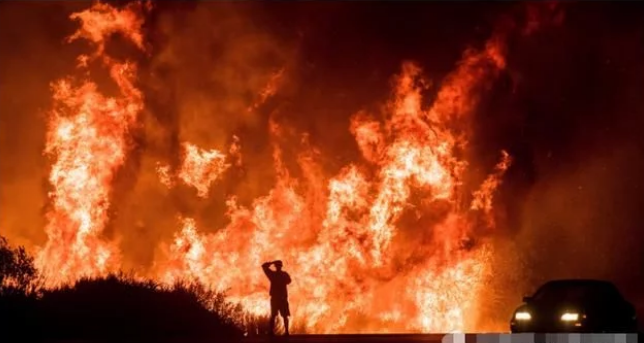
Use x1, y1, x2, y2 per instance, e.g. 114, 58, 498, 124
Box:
0, 235, 36, 295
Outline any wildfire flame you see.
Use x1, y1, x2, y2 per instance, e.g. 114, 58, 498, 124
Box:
156, 143, 230, 198
36, 2, 149, 286
154, 29, 512, 333
32, 0, 563, 333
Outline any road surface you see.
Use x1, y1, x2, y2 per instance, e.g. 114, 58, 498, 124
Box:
242, 333, 640, 343
243, 334, 446, 343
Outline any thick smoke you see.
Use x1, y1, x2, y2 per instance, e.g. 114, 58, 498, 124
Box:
475, 1, 644, 321
2, 0, 644, 331
0, 2, 87, 249
109, 2, 301, 271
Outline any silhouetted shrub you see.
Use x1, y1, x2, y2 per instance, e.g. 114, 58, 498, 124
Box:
0, 236, 40, 340
0, 236, 245, 341
34, 274, 243, 340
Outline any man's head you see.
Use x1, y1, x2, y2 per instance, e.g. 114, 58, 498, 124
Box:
274, 260, 283, 270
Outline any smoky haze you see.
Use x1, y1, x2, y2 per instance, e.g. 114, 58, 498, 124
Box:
1, 1, 644, 330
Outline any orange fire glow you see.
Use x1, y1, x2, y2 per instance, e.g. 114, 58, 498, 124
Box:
152, 29, 511, 333
36, 2, 148, 286
177, 143, 230, 198
31, 0, 550, 334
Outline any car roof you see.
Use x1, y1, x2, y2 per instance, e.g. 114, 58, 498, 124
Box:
536, 279, 620, 293
542, 279, 615, 286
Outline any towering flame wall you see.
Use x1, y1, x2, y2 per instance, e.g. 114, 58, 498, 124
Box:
37, 2, 148, 286
2, 0, 574, 334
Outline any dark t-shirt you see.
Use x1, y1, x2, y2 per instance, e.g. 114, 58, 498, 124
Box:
263, 265, 291, 298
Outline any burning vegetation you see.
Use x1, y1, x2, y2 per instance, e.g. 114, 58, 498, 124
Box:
15, 0, 644, 336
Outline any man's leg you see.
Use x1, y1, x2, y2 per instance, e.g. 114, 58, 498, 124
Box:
282, 299, 290, 335
269, 297, 277, 336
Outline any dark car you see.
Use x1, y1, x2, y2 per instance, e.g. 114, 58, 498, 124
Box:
510, 279, 638, 333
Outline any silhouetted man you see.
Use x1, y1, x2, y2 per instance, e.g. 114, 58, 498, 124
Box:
262, 260, 291, 336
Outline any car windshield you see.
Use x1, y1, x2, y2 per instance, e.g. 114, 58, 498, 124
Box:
532, 281, 622, 303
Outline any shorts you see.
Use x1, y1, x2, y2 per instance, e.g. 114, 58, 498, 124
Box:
270, 297, 290, 317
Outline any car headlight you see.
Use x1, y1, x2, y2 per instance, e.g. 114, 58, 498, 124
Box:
515, 311, 531, 320
561, 313, 579, 321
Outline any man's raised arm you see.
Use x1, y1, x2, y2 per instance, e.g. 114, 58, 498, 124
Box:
262, 261, 273, 278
